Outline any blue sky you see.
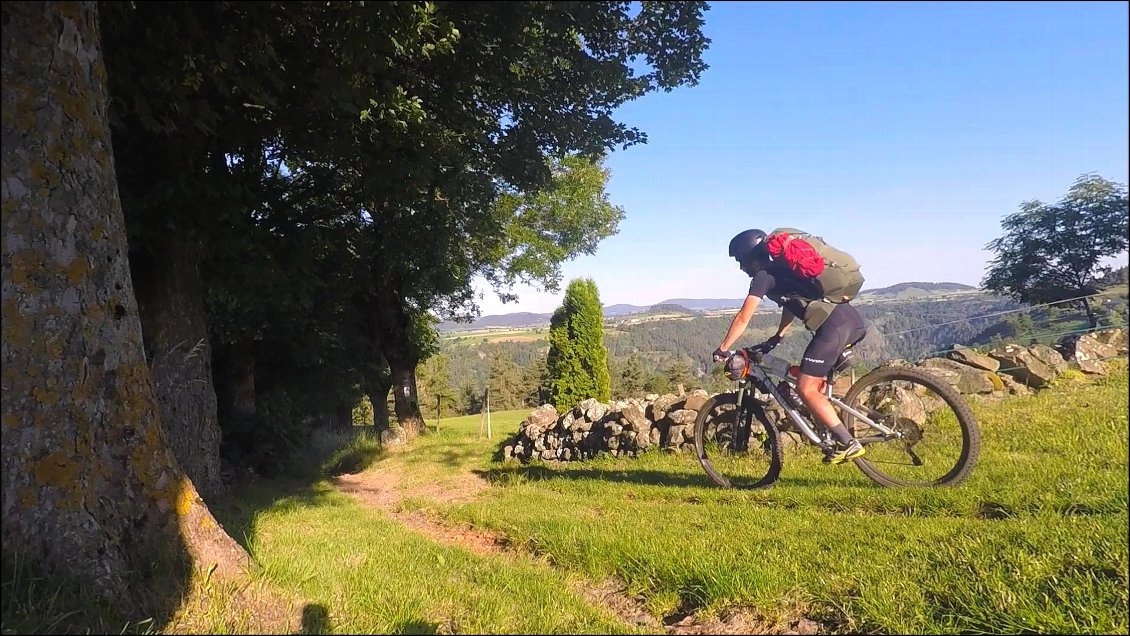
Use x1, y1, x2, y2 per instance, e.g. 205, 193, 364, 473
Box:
473, 1, 1129, 316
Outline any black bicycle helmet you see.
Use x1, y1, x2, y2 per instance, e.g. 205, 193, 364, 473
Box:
727, 229, 768, 262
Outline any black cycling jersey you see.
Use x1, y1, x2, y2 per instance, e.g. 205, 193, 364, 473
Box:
747, 263, 867, 377
748, 266, 820, 316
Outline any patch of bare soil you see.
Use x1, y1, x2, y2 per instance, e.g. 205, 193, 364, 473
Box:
332, 467, 832, 634
663, 607, 823, 635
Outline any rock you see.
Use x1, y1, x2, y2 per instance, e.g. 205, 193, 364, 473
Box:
667, 408, 698, 426
947, 344, 1000, 372
380, 427, 408, 447
526, 403, 558, 428
860, 384, 926, 426
649, 393, 683, 422
832, 375, 853, 397
682, 393, 708, 412
989, 344, 1058, 389
919, 358, 996, 394
1059, 332, 1120, 374
1027, 343, 1067, 372
620, 403, 649, 431
998, 373, 1032, 396
636, 426, 653, 448
777, 431, 805, 453
584, 401, 610, 422
1091, 327, 1128, 354
667, 426, 685, 447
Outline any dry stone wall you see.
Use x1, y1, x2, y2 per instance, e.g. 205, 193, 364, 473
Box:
502, 328, 1127, 464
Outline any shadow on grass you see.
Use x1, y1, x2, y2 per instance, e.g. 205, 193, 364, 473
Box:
300, 603, 332, 634
399, 442, 484, 470
211, 426, 387, 555
475, 461, 721, 489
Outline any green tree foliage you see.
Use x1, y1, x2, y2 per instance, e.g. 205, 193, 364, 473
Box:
96, 0, 710, 452
644, 372, 672, 396
984, 174, 1129, 328
547, 279, 611, 410
610, 354, 646, 399
486, 349, 531, 411
665, 358, 697, 392
416, 353, 456, 418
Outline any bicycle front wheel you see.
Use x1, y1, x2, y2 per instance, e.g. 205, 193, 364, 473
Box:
694, 392, 782, 489
841, 365, 981, 487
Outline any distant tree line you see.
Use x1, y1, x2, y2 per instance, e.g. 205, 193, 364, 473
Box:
425, 286, 1130, 417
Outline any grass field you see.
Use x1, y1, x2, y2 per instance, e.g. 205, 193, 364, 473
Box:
4, 364, 1127, 634
217, 363, 1128, 634
441, 328, 547, 344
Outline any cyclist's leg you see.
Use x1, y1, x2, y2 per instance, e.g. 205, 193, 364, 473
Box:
796, 305, 867, 458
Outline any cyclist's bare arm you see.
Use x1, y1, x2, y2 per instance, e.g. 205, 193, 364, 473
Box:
719, 294, 761, 351
775, 309, 796, 339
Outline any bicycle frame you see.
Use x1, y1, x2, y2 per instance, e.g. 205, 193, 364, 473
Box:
736, 359, 902, 449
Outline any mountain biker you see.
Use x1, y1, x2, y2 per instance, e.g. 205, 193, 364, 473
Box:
713, 229, 869, 465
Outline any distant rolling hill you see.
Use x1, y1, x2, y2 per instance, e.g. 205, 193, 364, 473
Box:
437, 312, 554, 331
858, 282, 978, 300
653, 298, 745, 311
437, 282, 982, 332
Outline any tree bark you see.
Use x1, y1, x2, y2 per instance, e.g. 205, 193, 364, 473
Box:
1081, 297, 1098, 329
365, 363, 392, 431
333, 401, 353, 433
388, 357, 426, 438
369, 388, 392, 431
216, 339, 257, 419
1, 0, 247, 613
132, 236, 223, 501
365, 290, 426, 437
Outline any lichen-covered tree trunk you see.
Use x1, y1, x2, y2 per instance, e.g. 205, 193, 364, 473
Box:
370, 302, 426, 437
132, 236, 223, 501
1, 0, 247, 608
366, 292, 426, 437
367, 374, 393, 431
369, 389, 392, 430
388, 359, 426, 438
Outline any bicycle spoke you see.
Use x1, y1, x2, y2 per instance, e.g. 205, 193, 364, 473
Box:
694, 391, 782, 489
841, 367, 980, 488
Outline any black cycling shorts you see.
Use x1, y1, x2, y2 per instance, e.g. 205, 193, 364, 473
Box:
799, 303, 867, 378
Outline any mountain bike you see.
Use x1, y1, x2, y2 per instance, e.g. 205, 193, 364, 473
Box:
694, 344, 981, 489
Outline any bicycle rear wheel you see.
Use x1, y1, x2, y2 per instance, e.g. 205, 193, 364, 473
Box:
840, 365, 980, 487
694, 392, 782, 489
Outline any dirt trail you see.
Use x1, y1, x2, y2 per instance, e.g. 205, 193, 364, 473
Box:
331, 459, 822, 635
